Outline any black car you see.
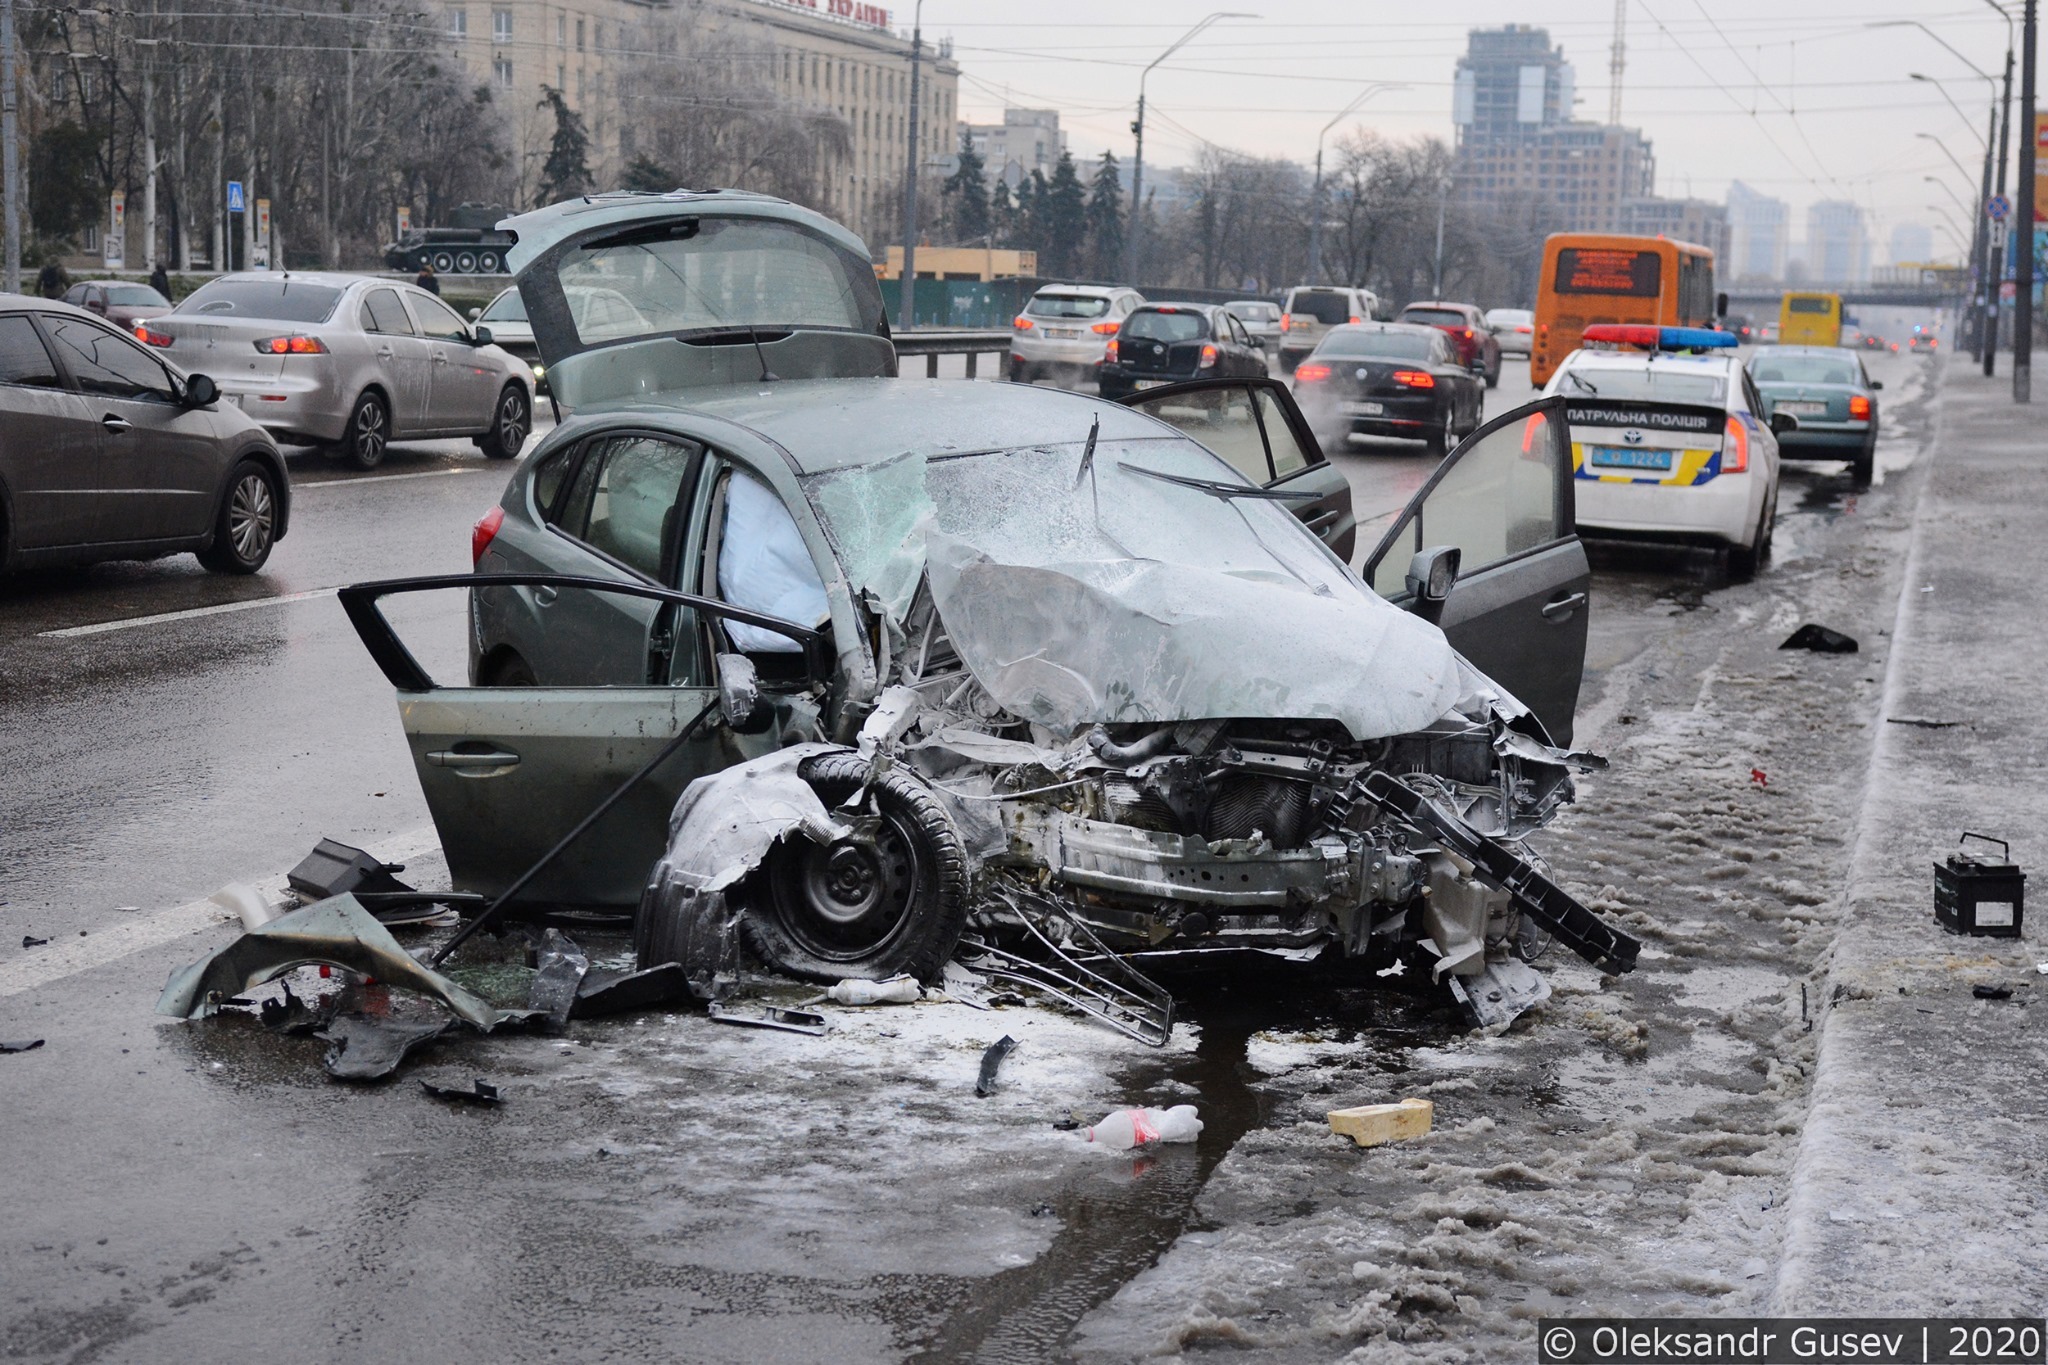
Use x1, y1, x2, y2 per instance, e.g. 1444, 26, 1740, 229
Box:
1290, 322, 1485, 455
1098, 304, 1266, 400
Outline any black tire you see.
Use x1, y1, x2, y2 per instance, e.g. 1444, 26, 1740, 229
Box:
737, 751, 969, 985
1851, 439, 1875, 487
478, 384, 530, 460
1423, 414, 1451, 458
196, 459, 280, 574
480, 651, 536, 686
336, 390, 389, 469
1484, 359, 1500, 389
1726, 493, 1775, 582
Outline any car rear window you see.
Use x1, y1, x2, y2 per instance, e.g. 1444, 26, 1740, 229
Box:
1486, 309, 1532, 327
1317, 330, 1433, 361
1123, 310, 1208, 343
1228, 303, 1278, 321
1026, 294, 1111, 319
1786, 296, 1834, 315
1751, 356, 1859, 386
105, 285, 169, 308
177, 279, 344, 323
1400, 309, 1468, 329
1559, 365, 1725, 403
1286, 291, 1351, 325
479, 291, 528, 322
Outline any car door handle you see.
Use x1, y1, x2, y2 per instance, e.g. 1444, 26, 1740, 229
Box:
426, 749, 521, 771
1541, 592, 1587, 621
101, 414, 132, 434
376, 347, 394, 361
431, 351, 449, 365
1302, 508, 1340, 530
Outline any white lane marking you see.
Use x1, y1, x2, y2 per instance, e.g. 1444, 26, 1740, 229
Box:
0, 824, 445, 999
295, 467, 484, 489
39, 586, 340, 638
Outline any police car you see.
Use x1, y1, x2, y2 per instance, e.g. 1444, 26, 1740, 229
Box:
1541, 325, 1796, 579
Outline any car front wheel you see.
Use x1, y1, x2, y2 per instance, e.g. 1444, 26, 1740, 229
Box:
478, 384, 529, 460
197, 459, 280, 574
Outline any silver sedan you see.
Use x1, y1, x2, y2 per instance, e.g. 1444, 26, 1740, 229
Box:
143, 272, 534, 468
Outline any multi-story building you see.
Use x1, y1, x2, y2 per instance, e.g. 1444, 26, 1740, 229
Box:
1889, 222, 1935, 267
1725, 181, 1789, 282
1452, 25, 1651, 235
445, 0, 958, 246
959, 109, 1067, 190
1621, 196, 1729, 259
1806, 200, 1870, 285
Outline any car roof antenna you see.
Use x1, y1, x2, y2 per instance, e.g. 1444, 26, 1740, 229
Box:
747, 327, 779, 383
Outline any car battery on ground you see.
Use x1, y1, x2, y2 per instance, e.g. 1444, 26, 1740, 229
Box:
1934, 833, 2026, 938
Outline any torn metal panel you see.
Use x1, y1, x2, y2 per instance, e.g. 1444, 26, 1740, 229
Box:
572, 963, 692, 1018
529, 929, 589, 1030
1450, 958, 1553, 1030
421, 1078, 503, 1105
975, 1035, 1017, 1096
156, 896, 503, 1030
318, 1013, 454, 1081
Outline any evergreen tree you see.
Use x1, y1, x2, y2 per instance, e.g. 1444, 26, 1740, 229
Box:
1043, 151, 1087, 277
1084, 151, 1124, 279
621, 154, 679, 194
1022, 169, 1051, 263
535, 86, 592, 204
988, 177, 1016, 250
942, 133, 991, 242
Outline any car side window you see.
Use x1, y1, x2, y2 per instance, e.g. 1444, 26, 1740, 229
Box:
406, 291, 472, 342
63, 285, 87, 305
42, 316, 176, 402
1368, 405, 1567, 598
530, 447, 575, 519
1740, 372, 1764, 416
362, 288, 416, 336
556, 434, 698, 581
0, 316, 63, 389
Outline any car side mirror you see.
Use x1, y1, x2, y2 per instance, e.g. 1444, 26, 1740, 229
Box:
467, 306, 483, 321
1769, 411, 1800, 436
470, 326, 493, 346
182, 373, 220, 408
1404, 545, 1461, 626
715, 653, 760, 731
1716, 290, 1729, 317
1869, 379, 1884, 390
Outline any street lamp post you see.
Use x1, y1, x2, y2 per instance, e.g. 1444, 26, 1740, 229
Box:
1307, 82, 1403, 285
0, 0, 20, 295
1124, 11, 1256, 284
1914, 74, 1995, 356
1986, 2, 2016, 376
896, 0, 924, 332
2016, 0, 2036, 402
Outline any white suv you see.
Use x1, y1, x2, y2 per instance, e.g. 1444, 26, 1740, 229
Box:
1278, 285, 1381, 374
1010, 284, 1144, 386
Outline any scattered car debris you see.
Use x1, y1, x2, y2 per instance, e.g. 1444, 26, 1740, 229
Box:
318, 1013, 454, 1081
21, 935, 47, 948
420, 1077, 503, 1105
975, 1035, 1018, 1096
572, 963, 692, 1018
705, 1002, 829, 1035
1751, 768, 1769, 787
211, 883, 279, 932
826, 975, 922, 1005
1780, 624, 1859, 653
1935, 834, 2026, 938
1328, 1097, 1434, 1148
528, 928, 589, 1031
1, 1039, 46, 1053
1887, 716, 1962, 729
1085, 1105, 1203, 1150
288, 837, 483, 926
1972, 984, 2014, 1001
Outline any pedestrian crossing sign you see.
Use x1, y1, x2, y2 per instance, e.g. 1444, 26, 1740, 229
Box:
227, 181, 245, 213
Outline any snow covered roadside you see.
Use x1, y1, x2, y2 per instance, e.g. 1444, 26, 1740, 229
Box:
1069, 359, 1944, 1361
1769, 363, 2048, 1314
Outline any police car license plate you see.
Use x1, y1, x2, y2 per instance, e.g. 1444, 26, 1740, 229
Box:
1589, 446, 1672, 471
1781, 401, 1828, 415
1342, 401, 1385, 416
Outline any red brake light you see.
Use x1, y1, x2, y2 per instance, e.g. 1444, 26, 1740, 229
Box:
1295, 363, 1331, 382
1198, 343, 1219, 368
1013, 315, 1033, 330
1521, 410, 1548, 454
134, 323, 173, 347
1349, 315, 1363, 324
1104, 339, 1118, 362
254, 335, 327, 354
1090, 320, 1118, 334
1461, 328, 1473, 339
1392, 369, 1435, 388
1517, 324, 1533, 333
1280, 315, 1291, 331
1849, 394, 1872, 421
1723, 416, 1749, 474
472, 506, 505, 566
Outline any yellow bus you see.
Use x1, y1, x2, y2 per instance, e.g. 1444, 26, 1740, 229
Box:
1779, 291, 1843, 347
1531, 233, 1719, 386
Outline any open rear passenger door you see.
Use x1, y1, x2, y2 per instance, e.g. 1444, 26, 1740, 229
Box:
1118, 376, 1356, 561
1360, 397, 1590, 744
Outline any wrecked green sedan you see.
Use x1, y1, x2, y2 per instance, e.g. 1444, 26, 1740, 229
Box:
342, 189, 1637, 1035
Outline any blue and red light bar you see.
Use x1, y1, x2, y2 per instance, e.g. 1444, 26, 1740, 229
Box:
1580, 324, 1738, 352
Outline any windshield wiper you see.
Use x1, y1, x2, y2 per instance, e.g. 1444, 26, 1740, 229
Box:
1564, 371, 1601, 395
1115, 462, 1318, 500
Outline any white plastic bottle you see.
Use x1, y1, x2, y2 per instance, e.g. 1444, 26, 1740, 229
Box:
825, 975, 923, 1005
1083, 1105, 1203, 1150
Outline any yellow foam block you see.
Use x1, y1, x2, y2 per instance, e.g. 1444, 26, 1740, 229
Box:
1327, 1097, 1433, 1148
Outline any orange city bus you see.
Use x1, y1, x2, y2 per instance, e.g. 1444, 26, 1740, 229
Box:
1531, 233, 1720, 386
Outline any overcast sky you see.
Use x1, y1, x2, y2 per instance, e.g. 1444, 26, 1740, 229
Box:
918, 0, 2015, 260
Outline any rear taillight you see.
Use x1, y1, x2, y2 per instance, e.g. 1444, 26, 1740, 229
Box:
1294, 363, 1331, 382
1280, 315, 1291, 331
1198, 344, 1218, 369
1521, 410, 1548, 454
1461, 328, 1473, 339
255, 335, 327, 354
1517, 324, 1532, 334
1091, 320, 1118, 334
1723, 416, 1749, 473
1104, 340, 1118, 362
472, 506, 505, 566
1349, 315, 1363, 324
1849, 394, 1872, 421
1392, 370, 1435, 388
134, 323, 173, 347
1013, 315, 1033, 330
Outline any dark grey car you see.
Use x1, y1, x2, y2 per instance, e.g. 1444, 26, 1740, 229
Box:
0, 295, 289, 574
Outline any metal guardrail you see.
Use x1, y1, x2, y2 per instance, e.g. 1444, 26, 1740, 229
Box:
891, 328, 1013, 379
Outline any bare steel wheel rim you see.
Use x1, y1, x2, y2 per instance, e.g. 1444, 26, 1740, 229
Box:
498, 390, 527, 450
228, 473, 274, 560
769, 811, 924, 962
354, 399, 386, 461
